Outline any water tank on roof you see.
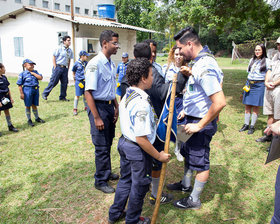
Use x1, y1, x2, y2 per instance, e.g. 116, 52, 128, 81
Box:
97, 4, 115, 19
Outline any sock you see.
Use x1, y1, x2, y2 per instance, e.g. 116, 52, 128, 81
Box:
74, 97, 79, 109
182, 168, 193, 188
5, 115, 12, 126
251, 113, 258, 126
25, 108, 31, 120
83, 96, 88, 108
244, 113, 250, 125
151, 177, 160, 197
32, 109, 39, 119
190, 179, 206, 202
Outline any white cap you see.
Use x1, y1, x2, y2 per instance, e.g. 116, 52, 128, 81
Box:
276, 37, 280, 44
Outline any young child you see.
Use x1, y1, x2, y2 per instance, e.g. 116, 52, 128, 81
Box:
17, 59, 45, 127
108, 58, 171, 224
0, 63, 18, 135
72, 50, 89, 115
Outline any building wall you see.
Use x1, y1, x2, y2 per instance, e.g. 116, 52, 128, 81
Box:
0, 0, 115, 17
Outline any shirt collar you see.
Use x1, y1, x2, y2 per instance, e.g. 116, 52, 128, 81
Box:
129, 86, 149, 100
98, 51, 111, 65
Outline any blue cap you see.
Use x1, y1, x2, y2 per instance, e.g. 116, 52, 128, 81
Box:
22, 59, 36, 65
122, 52, 128, 58
79, 50, 90, 57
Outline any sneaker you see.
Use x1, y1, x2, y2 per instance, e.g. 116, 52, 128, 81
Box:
28, 119, 35, 127
166, 181, 193, 193
256, 134, 272, 142
109, 173, 119, 181
95, 184, 115, 194
248, 126, 255, 135
149, 192, 173, 205
137, 217, 151, 224
35, 117, 45, 123
108, 211, 126, 224
173, 196, 201, 210
239, 124, 249, 132
8, 124, 19, 132
73, 109, 78, 116
59, 98, 70, 102
42, 94, 47, 100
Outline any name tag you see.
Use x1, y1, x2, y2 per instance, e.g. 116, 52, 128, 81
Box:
189, 84, 194, 92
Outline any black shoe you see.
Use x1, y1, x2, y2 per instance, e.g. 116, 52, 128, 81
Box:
42, 94, 47, 100
59, 98, 70, 102
173, 196, 201, 210
28, 119, 35, 127
95, 184, 115, 193
239, 124, 249, 132
35, 117, 45, 123
8, 124, 19, 132
137, 217, 151, 224
109, 173, 119, 181
256, 134, 272, 142
248, 126, 255, 135
149, 192, 173, 205
166, 181, 193, 193
108, 211, 126, 224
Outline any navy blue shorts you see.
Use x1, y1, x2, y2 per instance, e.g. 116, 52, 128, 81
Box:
75, 80, 85, 96
152, 137, 165, 171
180, 116, 217, 171
23, 86, 39, 107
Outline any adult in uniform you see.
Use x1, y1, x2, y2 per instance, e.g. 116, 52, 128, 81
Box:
116, 52, 129, 97
167, 26, 226, 209
84, 30, 119, 194
42, 36, 73, 101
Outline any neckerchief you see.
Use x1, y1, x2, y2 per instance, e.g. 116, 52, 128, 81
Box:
188, 45, 215, 68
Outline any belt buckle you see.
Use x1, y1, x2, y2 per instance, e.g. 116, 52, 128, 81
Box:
108, 100, 111, 104
35, 86, 38, 89
249, 81, 254, 84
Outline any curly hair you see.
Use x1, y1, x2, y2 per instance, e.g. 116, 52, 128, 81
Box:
126, 58, 152, 86
0, 63, 4, 69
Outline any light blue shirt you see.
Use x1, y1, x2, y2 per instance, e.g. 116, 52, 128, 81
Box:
53, 45, 73, 67
183, 55, 223, 118
247, 58, 270, 80
162, 63, 179, 83
85, 51, 116, 101
119, 87, 157, 144
153, 62, 165, 78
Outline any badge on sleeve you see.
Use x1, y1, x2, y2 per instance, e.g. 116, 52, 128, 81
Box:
136, 111, 148, 122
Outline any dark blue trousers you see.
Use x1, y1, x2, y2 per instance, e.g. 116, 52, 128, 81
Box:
43, 66, 68, 100
87, 102, 115, 186
271, 165, 280, 224
109, 136, 152, 224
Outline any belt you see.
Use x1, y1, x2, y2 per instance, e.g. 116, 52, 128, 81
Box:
123, 136, 139, 147
95, 100, 112, 104
57, 64, 67, 68
23, 86, 39, 89
248, 80, 264, 84
186, 115, 201, 120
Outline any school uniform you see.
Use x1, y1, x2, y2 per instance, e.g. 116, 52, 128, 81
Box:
181, 46, 223, 171
85, 51, 116, 187
43, 45, 73, 100
109, 87, 156, 224
17, 70, 42, 107
72, 59, 88, 96
116, 61, 129, 96
242, 58, 270, 107
0, 75, 13, 111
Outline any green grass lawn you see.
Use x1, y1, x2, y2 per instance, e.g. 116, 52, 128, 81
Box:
0, 64, 278, 223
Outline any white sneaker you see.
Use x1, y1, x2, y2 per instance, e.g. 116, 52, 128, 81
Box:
174, 143, 184, 162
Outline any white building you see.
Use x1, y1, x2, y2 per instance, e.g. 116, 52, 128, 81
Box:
0, 6, 156, 80
0, 0, 115, 18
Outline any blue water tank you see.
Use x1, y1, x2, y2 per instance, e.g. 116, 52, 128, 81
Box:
97, 4, 115, 19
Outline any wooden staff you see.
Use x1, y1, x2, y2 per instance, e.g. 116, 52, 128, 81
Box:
151, 73, 178, 224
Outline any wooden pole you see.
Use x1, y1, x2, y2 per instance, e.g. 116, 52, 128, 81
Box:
151, 73, 178, 224
71, 0, 76, 61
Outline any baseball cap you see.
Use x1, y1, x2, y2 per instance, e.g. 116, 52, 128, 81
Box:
122, 52, 128, 58
22, 59, 36, 65
276, 37, 280, 44
79, 50, 90, 57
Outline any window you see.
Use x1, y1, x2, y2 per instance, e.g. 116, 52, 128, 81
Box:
14, 37, 24, 57
42, 0, 48, 8
54, 3, 60, 10
29, 0, 35, 6
93, 10, 97, 16
65, 5, 70, 12
15, 0, 21, 3
85, 8, 89, 15
75, 7, 80, 14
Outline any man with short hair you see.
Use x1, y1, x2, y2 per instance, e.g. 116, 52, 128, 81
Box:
167, 26, 226, 209
84, 30, 120, 193
42, 35, 73, 101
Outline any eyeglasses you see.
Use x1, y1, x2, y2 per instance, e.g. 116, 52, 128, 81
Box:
110, 41, 120, 47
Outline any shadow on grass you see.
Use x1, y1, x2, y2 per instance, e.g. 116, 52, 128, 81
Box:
1, 161, 116, 224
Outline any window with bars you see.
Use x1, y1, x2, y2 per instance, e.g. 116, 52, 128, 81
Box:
65, 5, 70, 12
85, 8, 89, 15
14, 37, 24, 57
75, 7, 80, 14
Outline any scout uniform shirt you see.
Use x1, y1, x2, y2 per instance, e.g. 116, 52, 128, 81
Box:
247, 58, 271, 80
17, 70, 42, 87
269, 52, 280, 84
72, 59, 88, 81
119, 87, 157, 144
54, 45, 74, 67
85, 51, 116, 101
0, 75, 10, 94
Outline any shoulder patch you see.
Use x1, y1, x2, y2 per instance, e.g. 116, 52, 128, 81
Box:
136, 110, 148, 122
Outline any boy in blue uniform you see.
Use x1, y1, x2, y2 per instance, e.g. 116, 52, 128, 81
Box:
108, 58, 171, 224
116, 52, 129, 97
0, 63, 18, 134
72, 50, 90, 116
17, 59, 45, 127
